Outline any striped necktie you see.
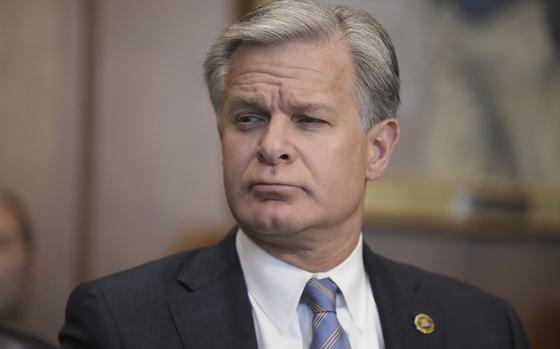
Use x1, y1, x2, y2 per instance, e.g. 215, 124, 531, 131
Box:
302, 278, 351, 349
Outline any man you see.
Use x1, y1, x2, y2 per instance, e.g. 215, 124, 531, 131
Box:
0, 192, 33, 326
0, 192, 56, 349
59, 0, 529, 348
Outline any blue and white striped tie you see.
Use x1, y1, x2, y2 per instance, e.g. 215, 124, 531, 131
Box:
302, 278, 351, 349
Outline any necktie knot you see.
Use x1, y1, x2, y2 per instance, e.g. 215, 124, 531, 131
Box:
302, 277, 351, 349
302, 278, 338, 314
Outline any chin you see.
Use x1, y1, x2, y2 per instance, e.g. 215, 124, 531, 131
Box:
237, 209, 306, 237
228, 195, 316, 235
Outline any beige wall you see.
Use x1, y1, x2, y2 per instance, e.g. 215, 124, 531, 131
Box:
0, 0, 235, 343
0, 0, 86, 341
86, 0, 235, 280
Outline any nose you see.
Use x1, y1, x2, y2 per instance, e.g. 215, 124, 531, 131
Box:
257, 116, 293, 165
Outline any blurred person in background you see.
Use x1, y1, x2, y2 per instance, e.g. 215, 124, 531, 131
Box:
0, 192, 55, 349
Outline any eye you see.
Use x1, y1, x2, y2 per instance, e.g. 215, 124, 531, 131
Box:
295, 115, 328, 128
234, 113, 268, 130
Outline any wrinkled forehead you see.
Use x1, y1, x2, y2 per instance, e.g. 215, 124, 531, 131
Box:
225, 40, 355, 111
225, 37, 355, 92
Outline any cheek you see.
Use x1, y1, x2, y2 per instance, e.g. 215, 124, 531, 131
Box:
310, 136, 368, 187
221, 137, 254, 189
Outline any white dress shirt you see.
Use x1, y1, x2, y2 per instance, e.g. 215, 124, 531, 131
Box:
236, 229, 385, 349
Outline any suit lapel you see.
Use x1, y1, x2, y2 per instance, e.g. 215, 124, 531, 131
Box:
363, 244, 444, 349
167, 229, 258, 349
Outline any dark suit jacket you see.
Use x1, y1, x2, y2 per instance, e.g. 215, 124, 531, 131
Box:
59, 229, 529, 348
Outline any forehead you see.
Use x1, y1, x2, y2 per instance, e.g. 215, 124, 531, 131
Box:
225, 38, 355, 104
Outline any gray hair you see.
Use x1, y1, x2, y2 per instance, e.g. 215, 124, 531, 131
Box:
203, 0, 400, 130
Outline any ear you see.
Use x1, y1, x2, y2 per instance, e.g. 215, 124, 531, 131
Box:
365, 118, 400, 181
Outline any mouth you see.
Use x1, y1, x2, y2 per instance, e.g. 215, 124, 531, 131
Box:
248, 181, 305, 196
250, 182, 297, 189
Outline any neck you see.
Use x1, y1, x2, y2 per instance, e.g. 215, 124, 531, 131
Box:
243, 224, 362, 273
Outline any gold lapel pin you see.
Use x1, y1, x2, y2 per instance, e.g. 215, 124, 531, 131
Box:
414, 313, 435, 334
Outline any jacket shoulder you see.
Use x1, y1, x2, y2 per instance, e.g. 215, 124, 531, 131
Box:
60, 245, 220, 348
85, 250, 190, 290
374, 252, 502, 304
369, 252, 529, 348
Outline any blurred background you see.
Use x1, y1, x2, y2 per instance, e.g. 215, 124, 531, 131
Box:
0, 0, 558, 347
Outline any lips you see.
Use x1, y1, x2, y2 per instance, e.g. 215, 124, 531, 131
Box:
251, 182, 295, 190
248, 181, 305, 197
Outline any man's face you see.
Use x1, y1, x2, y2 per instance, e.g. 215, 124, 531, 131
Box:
0, 204, 28, 318
219, 38, 393, 241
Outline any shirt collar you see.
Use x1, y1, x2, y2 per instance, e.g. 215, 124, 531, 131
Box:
236, 228, 369, 333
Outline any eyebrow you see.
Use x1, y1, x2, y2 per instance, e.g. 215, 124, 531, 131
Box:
292, 101, 337, 115
227, 95, 264, 109
227, 95, 336, 115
